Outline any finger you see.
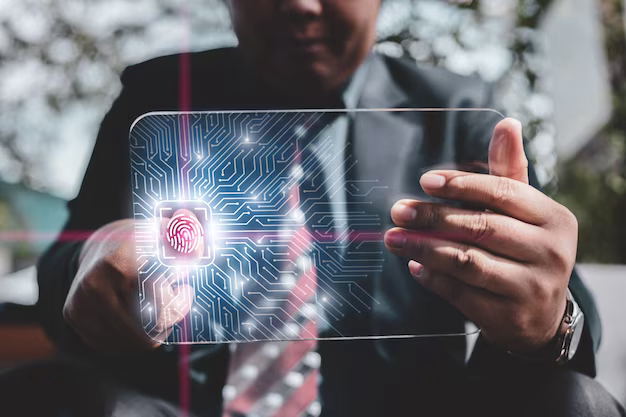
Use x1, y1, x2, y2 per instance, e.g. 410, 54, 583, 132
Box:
71, 318, 126, 354
157, 283, 195, 330
80, 310, 151, 353
144, 277, 194, 341
65, 307, 114, 353
143, 277, 176, 339
89, 282, 158, 349
390, 199, 546, 261
67, 298, 142, 354
407, 263, 498, 324
161, 209, 205, 260
79, 265, 157, 349
488, 118, 529, 184
385, 228, 527, 296
419, 171, 557, 226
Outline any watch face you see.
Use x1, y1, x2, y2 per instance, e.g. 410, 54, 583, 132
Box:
568, 314, 585, 360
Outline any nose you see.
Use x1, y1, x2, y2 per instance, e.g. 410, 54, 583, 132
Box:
279, 0, 323, 18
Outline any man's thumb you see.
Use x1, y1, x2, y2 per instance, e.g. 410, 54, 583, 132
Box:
488, 118, 529, 184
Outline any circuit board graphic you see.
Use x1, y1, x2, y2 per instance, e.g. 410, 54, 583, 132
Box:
130, 110, 387, 343
130, 109, 501, 344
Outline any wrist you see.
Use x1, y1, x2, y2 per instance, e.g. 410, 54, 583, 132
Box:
554, 289, 585, 364
507, 289, 584, 365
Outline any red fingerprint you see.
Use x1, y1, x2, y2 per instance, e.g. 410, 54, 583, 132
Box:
166, 213, 204, 254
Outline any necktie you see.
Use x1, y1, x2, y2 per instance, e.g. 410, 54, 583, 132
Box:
222, 112, 338, 417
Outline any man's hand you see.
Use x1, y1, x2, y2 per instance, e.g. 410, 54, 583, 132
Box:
63, 211, 197, 354
384, 118, 578, 354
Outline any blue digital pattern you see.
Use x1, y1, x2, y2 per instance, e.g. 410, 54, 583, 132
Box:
130, 111, 385, 343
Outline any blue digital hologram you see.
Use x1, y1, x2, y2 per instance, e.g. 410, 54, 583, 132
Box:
129, 109, 500, 344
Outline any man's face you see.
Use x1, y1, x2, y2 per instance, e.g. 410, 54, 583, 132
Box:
230, 0, 381, 97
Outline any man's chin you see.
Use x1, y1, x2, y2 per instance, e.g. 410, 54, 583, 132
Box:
269, 64, 342, 99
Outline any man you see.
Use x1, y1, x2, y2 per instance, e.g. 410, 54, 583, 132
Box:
19, 0, 625, 416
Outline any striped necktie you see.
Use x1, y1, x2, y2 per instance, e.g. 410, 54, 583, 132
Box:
222, 112, 339, 417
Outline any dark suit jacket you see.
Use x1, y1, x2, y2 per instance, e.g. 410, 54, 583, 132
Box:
38, 48, 601, 416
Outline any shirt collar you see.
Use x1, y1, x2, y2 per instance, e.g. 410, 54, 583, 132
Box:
341, 53, 373, 110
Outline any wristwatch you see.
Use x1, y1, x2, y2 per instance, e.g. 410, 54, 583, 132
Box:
554, 289, 585, 365
506, 289, 584, 364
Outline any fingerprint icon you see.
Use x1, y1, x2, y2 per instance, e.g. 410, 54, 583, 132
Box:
166, 214, 204, 254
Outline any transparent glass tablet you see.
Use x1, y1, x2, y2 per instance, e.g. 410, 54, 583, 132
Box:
129, 108, 503, 344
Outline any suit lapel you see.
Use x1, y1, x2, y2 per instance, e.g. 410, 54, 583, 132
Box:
351, 53, 425, 215
347, 55, 431, 336
348, 55, 464, 348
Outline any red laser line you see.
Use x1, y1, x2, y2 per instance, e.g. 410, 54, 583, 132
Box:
0, 230, 391, 243
177, 0, 192, 413
3, 230, 480, 244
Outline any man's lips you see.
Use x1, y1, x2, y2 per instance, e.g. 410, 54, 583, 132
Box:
291, 36, 326, 44
279, 35, 329, 53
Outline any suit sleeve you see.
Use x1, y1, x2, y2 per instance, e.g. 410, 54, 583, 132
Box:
459, 98, 601, 378
36, 58, 234, 414
36, 68, 137, 350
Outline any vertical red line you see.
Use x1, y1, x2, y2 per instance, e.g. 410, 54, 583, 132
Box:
179, 50, 190, 114
179, 49, 191, 199
178, 1, 191, 416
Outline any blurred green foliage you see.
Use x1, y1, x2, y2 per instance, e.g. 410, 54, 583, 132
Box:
554, 0, 626, 263
381, 0, 626, 263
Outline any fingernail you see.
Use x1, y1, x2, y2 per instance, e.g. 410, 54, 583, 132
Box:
385, 230, 407, 248
508, 118, 523, 135
408, 260, 424, 278
394, 203, 417, 222
420, 174, 446, 190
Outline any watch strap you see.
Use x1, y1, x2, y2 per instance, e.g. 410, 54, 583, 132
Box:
506, 289, 581, 364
